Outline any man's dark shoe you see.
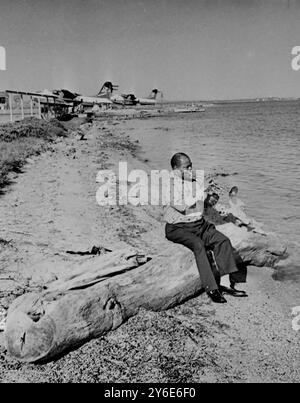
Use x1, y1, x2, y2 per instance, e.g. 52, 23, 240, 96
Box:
220, 285, 248, 297
230, 281, 248, 296
207, 290, 227, 303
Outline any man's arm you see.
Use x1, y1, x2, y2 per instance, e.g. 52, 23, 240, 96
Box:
163, 205, 186, 223
169, 201, 188, 213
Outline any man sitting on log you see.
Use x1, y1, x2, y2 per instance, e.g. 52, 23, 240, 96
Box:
164, 152, 248, 304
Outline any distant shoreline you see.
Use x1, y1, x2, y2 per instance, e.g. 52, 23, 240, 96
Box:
166, 98, 300, 104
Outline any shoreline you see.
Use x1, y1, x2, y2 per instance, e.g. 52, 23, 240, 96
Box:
0, 116, 299, 382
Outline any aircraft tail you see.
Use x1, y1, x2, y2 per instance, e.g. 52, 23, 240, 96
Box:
97, 81, 119, 98
148, 88, 163, 100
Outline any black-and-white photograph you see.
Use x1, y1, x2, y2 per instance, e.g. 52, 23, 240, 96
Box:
0, 0, 299, 385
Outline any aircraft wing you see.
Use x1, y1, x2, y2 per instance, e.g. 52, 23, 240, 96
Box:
75, 96, 112, 105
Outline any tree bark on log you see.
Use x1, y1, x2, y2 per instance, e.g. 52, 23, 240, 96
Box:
4, 223, 287, 363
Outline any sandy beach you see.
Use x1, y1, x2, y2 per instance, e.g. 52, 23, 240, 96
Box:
0, 116, 299, 383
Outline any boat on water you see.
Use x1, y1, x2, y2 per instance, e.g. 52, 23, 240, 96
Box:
172, 104, 205, 113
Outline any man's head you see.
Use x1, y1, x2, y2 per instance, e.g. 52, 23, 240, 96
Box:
170, 153, 192, 176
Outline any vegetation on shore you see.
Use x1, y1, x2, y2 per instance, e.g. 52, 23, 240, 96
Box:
0, 117, 67, 187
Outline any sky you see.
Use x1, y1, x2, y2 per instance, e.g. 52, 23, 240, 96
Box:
0, 0, 300, 100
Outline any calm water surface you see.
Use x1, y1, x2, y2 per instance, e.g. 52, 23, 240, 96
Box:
126, 101, 300, 284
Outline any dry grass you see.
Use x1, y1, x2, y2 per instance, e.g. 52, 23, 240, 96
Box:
0, 118, 67, 187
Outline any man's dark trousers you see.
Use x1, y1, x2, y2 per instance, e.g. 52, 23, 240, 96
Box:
165, 217, 247, 291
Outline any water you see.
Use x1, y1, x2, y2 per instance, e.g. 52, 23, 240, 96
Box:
126, 101, 300, 283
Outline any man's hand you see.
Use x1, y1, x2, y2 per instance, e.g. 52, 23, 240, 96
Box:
182, 170, 195, 182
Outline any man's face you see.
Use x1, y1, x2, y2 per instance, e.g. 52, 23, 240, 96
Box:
178, 156, 192, 178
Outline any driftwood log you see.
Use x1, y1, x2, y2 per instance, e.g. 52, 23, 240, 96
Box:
4, 223, 287, 363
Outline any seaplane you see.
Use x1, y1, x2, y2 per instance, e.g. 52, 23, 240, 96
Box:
74, 94, 112, 106
53, 87, 113, 108
137, 89, 163, 105
97, 81, 123, 104
97, 81, 163, 106
96, 81, 136, 105
52, 89, 80, 105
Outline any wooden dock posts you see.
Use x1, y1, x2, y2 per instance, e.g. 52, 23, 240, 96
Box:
30, 96, 33, 117
20, 94, 24, 120
8, 92, 13, 122
4, 89, 61, 122
5, 90, 42, 122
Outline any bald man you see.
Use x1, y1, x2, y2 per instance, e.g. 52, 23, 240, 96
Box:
164, 152, 247, 304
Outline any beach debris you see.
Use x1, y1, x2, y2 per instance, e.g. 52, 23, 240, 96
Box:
2, 230, 32, 236
213, 171, 238, 178
0, 237, 13, 247
153, 126, 170, 131
78, 133, 87, 141
66, 245, 112, 256
79, 123, 92, 131
4, 227, 287, 363
64, 146, 76, 157
71, 129, 86, 140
